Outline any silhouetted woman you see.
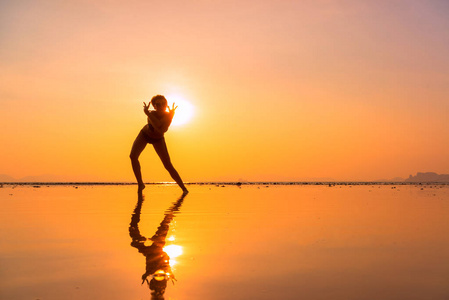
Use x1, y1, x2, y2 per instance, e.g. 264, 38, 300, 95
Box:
130, 95, 188, 192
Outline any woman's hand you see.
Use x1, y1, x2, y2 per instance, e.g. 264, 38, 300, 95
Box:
143, 102, 151, 115
167, 103, 178, 116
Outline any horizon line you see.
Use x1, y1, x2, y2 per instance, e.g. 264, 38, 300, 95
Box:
1, 181, 448, 186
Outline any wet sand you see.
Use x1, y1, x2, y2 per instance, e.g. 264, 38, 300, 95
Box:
1, 184, 449, 300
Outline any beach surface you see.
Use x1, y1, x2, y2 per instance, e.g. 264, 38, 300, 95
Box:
1, 184, 449, 300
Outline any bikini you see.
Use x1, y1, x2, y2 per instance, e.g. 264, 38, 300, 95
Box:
140, 124, 164, 144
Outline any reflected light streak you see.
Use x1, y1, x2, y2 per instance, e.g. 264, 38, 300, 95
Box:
169, 259, 178, 268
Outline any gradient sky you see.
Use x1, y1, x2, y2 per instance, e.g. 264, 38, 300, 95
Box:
1, 0, 448, 182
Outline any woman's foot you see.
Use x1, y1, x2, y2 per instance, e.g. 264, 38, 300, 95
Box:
182, 188, 189, 194
138, 182, 146, 191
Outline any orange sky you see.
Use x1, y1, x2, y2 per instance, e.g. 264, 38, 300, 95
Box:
1, 0, 448, 182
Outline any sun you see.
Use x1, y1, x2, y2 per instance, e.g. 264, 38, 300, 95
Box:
166, 94, 195, 126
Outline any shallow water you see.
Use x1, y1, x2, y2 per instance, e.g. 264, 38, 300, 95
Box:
1, 184, 449, 300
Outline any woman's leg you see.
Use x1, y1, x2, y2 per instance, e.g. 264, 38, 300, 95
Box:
153, 139, 188, 192
130, 131, 148, 190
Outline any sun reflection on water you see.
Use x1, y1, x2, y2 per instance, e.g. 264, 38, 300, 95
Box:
163, 244, 183, 267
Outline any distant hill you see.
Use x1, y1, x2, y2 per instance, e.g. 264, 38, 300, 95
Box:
405, 172, 449, 183
0, 174, 16, 182
375, 177, 405, 182
0, 174, 88, 182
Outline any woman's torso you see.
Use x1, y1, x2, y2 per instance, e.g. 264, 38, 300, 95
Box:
142, 112, 168, 139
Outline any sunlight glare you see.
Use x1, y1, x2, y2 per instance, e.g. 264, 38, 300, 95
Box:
166, 94, 194, 126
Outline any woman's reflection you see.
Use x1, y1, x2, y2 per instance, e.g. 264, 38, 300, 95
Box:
129, 191, 187, 299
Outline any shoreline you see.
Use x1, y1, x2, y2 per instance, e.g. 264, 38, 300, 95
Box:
1, 181, 448, 187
